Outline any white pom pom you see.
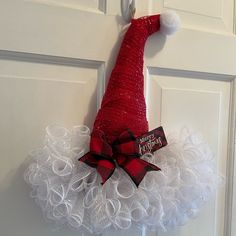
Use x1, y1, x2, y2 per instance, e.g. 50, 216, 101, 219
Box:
160, 10, 180, 35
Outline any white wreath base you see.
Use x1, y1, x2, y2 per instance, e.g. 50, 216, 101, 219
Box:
24, 124, 221, 234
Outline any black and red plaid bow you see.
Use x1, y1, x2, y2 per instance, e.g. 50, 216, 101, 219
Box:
79, 129, 161, 187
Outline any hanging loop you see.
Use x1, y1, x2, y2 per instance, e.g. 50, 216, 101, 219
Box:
121, 0, 136, 22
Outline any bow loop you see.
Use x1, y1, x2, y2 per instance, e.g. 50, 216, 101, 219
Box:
113, 129, 140, 158
91, 129, 113, 159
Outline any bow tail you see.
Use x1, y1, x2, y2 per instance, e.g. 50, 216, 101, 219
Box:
118, 157, 161, 187
79, 153, 116, 185
96, 159, 116, 185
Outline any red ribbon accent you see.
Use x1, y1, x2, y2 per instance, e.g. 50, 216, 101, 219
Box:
79, 129, 161, 187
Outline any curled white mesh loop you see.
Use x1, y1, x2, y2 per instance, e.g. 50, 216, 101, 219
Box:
115, 178, 136, 199
88, 203, 111, 232
71, 147, 87, 160
46, 124, 70, 140
28, 168, 49, 186
141, 153, 155, 163
83, 186, 101, 209
105, 199, 121, 218
24, 125, 221, 233
45, 125, 71, 156
72, 126, 90, 150
68, 214, 83, 229
73, 125, 90, 136
53, 201, 71, 219
52, 155, 73, 177
139, 172, 156, 192
69, 175, 86, 193
109, 168, 122, 182
83, 171, 98, 189
68, 194, 84, 228
49, 183, 66, 206
130, 201, 148, 221
30, 147, 50, 163
135, 189, 149, 209
114, 205, 132, 230
102, 181, 117, 199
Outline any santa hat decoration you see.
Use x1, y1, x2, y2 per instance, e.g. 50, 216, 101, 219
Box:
24, 10, 221, 233
80, 11, 180, 186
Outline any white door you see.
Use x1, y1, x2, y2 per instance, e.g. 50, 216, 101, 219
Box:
0, 1, 236, 236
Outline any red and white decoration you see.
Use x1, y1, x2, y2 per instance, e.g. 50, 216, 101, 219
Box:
24, 11, 220, 234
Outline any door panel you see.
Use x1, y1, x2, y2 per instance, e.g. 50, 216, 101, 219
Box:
0, 54, 105, 236
145, 70, 231, 236
0, 0, 236, 236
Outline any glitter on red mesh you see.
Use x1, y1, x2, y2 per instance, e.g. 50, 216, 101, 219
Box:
93, 14, 161, 143
79, 14, 164, 185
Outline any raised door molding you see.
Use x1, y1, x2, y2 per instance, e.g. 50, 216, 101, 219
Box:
26, 0, 107, 13
150, 0, 234, 33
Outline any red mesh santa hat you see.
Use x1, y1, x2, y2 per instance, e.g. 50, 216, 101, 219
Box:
80, 11, 180, 186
